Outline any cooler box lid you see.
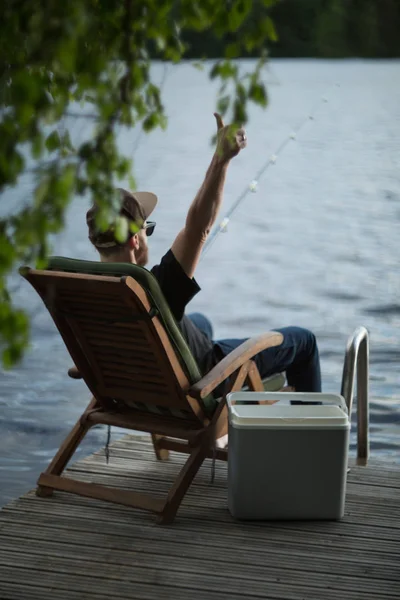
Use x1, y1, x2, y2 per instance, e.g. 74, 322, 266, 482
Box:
227, 392, 350, 429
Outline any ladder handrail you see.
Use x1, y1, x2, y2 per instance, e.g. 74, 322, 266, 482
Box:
340, 326, 370, 465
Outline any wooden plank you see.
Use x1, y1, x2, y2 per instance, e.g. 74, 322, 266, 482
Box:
1, 516, 399, 567
83, 336, 156, 351
59, 289, 123, 301
0, 578, 261, 600
55, 466, 400, 525
91, 343, 157, 360
3, 497, 400, 552
69, 457, 400, 503
83, 447, 400, 500
72, 302, 136, 315
62, 304, 137, 319
5, 570, 385, 600
0, 543, 398, 598
0, 527, 398, 581
82, 327, 149, 342
84, 449, 398, 483
96, 355, 161, 373
99, 368, 167, 386
86, 410, 199, 433
0, 567, 266, 600
101, 370, 169, 390
1, 436, 399, 600
0, 581, 113, 600
61, 297, 128, 310
346, 471, 400, 488
108, 439, 399, 477
78, 452, 400, 499
6, 462, 399, 514
90, 346, 156, 362
0, 551, 398, 599
80, 325, 148, 339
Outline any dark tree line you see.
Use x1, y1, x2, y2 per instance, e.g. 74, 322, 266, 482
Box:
182, 0, 400, 59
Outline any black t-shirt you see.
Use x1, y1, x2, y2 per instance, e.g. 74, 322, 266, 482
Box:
150, 250, 214, 374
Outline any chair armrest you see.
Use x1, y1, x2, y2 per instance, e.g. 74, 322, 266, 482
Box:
189, 331, 283, 399
68, 366, 83, 379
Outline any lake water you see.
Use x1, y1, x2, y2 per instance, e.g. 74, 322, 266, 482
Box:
1, 59, 399, 506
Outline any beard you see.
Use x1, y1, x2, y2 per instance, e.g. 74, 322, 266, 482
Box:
136, 244, 149, 267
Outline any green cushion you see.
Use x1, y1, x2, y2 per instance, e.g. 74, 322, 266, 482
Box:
47, 257, 218, 415
262, 372, 285, 391
214, 372, 285, 404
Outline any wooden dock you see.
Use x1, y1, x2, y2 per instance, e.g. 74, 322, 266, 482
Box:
0, 435, 399, 600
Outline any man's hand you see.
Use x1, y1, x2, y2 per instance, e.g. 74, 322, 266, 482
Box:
214, 113, 247, 162
171, 113, 245, 278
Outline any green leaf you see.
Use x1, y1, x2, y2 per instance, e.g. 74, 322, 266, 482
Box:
76, 178, 87, 195
58, 164, 76, 197
129, 220, 140, 235
233, 98, 247, 125
210, 61, 238, 81
224, 43, 241, 59
142, 112, 167, 132
159, 114, 168, 130
36, 255, 49, 269
155, 36, 166, 51
116, 158, 131, 179
227, 0, 252, 32
217, 95, 230, 116
34, 178, 50, 206
263, 16, 278, 42
32, 133, 44, 160
115, 215, 128, 243
2, 346, 20, 369
45, 130, 61, 152
249, 82, 268, 107
61, 130, 74, 151
192, 61, 205, 71
128, 174, 137, 190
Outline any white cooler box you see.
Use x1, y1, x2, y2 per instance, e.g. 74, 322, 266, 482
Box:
227, 392, 350, 521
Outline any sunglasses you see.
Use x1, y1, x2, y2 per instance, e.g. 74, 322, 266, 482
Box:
143, 221, 156, 237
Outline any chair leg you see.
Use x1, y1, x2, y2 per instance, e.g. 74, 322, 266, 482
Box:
157, 393, 231, 525
246, 361, 285, 404
36, 397, 97, 497
157, 439, 210, 525
246, 360, 265, 392
36, 485, 55, 498
151, 434, 170, 461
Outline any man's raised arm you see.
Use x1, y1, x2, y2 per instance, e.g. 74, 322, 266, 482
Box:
171, 113, 247, 278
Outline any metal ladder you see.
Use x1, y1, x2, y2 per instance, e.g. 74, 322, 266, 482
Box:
340, 326, 370, 465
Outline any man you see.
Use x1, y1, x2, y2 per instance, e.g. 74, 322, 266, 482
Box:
87, 113, 321, 393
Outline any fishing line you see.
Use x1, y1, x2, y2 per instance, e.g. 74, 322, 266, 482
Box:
202, 84, 339, 258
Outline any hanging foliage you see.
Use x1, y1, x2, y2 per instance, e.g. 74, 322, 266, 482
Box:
0, 0, 279, 366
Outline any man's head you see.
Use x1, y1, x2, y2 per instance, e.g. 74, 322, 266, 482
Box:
86, 188, 157, 266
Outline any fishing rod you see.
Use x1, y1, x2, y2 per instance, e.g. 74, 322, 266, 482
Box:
202, 84, 339, 258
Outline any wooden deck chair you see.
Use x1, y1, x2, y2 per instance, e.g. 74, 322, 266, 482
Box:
20, 257, 285, 524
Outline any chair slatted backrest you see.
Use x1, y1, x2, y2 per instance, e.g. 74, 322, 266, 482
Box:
21, 260, 217, 421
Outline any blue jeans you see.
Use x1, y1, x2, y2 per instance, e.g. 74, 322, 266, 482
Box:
188, 313, 321, 393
